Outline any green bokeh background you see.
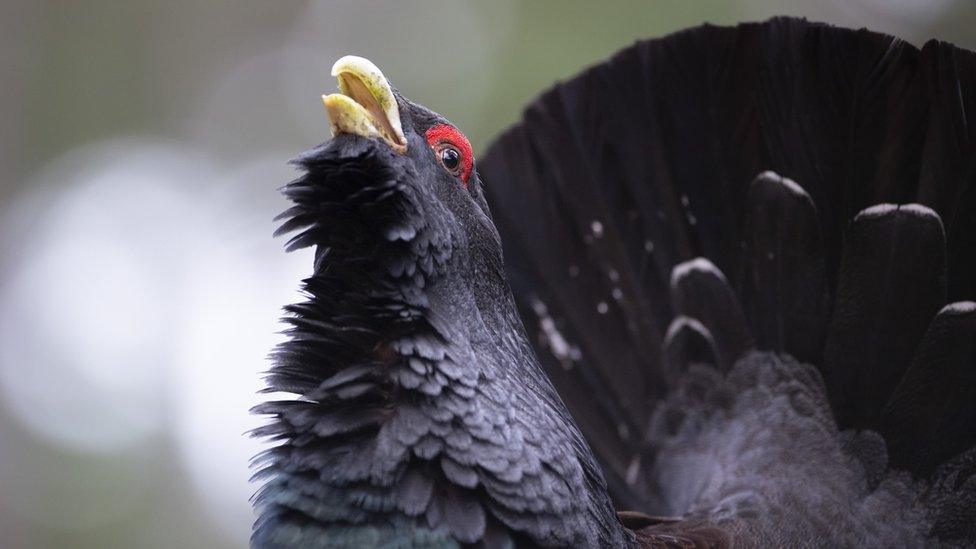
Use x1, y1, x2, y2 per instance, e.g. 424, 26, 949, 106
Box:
0, 2, 973, 548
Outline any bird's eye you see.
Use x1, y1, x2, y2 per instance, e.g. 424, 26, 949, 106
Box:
439, 146, 462, 172
425, 123, 474, 187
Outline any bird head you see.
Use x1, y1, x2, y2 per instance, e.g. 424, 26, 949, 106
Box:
321, 54, 494, 249
296, 55, 509, 331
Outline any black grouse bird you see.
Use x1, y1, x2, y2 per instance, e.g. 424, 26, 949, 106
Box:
252, 18, 976, 548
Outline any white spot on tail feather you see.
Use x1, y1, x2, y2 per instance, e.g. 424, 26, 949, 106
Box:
777, 176, 808, 198
591, 220, 604, 238
855, 203, 899, 220
664, 315, 713, 347
941, 301, 976, 315
626, 454, 641, 486
530, 298, 581, 368
670, 257, 727, 289
899, 203, 940, 218
854, 203, 939, 222
755, 170, 809, 199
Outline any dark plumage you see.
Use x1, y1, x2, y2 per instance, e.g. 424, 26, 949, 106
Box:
251, 96, 628, 547
253, 18, 976, 548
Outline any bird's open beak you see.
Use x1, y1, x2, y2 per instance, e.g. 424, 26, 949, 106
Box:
322, 55, 408, 154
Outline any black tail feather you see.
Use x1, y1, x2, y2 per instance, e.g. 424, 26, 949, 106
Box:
669, 258, 751, 373
480, 18, 976, 516
821, 204, 946, 429
737, 171, 828, 365
663, 316, 718, 386
881, 301, 976, 477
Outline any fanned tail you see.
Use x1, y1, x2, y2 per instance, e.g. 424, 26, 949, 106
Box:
479, 17, 976, 542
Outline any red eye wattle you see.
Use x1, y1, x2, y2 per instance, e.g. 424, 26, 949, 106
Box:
425, 124, 473, 187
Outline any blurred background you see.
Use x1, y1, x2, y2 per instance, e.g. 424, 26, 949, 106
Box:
0, 1, 973, 547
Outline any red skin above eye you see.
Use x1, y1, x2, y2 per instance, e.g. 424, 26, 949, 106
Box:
425, 124, 474, 187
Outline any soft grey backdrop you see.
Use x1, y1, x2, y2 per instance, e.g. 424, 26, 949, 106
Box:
1, 1, 973, 548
